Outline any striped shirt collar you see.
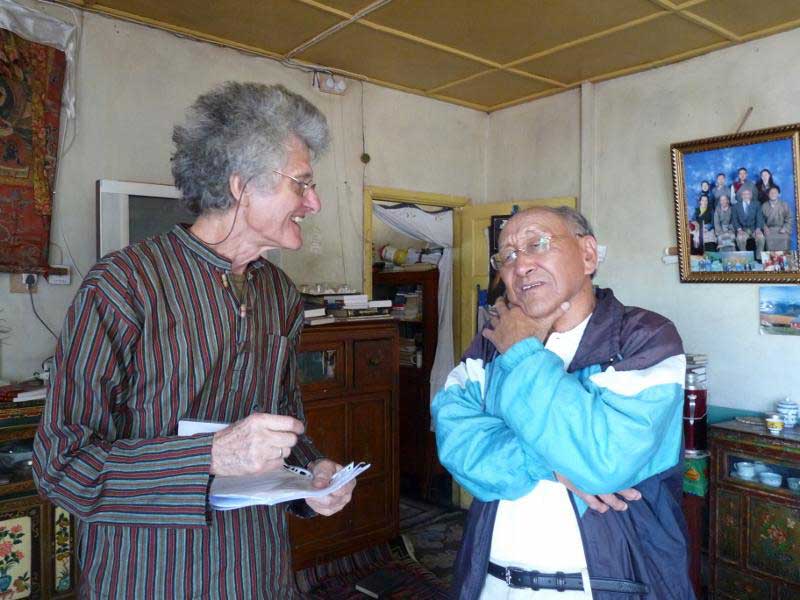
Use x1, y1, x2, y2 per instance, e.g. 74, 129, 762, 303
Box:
171, 224, 269, 273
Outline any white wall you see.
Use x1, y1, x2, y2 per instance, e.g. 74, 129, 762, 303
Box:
0, 5, 485, 380
486, 89, 581, 203
487, 27, 800, 412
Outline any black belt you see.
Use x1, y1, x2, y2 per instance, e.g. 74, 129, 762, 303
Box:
488, 562, 649, 595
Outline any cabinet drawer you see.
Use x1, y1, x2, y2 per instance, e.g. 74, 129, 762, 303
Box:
747, 496, 800, 582
715, 564, 771, 600
353, 339, 394, 391
297, 341, 347, 399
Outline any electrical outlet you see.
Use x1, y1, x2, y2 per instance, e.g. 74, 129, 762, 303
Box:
47, 265, 71, 286
9, 273, 38, 294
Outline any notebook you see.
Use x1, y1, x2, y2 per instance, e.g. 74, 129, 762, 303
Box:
178, 419, 370, 509
210, 462, 370, 510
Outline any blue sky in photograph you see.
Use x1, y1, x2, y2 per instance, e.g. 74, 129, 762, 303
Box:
683, 137, 797, 247
760, 285, 800, 305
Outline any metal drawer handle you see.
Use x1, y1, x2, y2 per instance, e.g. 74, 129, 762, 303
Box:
368, 356, 382, 367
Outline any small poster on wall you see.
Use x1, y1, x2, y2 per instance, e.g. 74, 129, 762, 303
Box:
759, 285, 800, 336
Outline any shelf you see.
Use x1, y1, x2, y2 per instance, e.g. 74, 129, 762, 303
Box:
0, 479, 36, 498
374, 268, 438, 286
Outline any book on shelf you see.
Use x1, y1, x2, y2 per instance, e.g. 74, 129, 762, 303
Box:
336, 314, 393, 322
368, 299, 392, 309
303, 307, 327, 319
328, 307, 390, 319
305, 315, 336, 326
0, 380, 47, 403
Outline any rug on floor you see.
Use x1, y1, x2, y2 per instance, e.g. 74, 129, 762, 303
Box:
402, 510, 465, 586
296, 537, 448, 599
399, 496, 453, 530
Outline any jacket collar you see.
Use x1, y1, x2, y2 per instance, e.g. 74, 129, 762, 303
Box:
567, 287, 624, 372
171, 224, 268, 273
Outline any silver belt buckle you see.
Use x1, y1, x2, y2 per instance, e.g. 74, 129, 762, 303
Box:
504, 566, 525, 589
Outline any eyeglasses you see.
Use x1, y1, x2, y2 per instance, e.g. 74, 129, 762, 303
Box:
273, 170, 317, 196
490, 235, 564, 270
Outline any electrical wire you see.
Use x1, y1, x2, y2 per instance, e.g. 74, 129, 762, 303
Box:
199, 176, 253, 246
27, 282, 58, 339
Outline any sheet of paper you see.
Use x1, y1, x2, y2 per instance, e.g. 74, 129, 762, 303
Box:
177, 419, 229, 436
210, 462, 370, 510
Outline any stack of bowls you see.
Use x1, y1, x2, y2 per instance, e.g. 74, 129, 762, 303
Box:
776, 398, 798, 429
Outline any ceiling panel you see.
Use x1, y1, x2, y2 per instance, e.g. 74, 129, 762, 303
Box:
296, 24, 487, 91
365, 0, 664, 64
94, 0, 342, 54
517, 14, 726, 84
687, 0, 800, 37
436, 70, 557, 107
54, 0, 800, 111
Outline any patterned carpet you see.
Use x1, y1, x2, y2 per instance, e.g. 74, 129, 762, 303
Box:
399, 498, 466, 586
296, 497, 465, 598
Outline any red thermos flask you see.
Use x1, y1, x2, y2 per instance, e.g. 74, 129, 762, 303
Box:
683, 372, 707, 456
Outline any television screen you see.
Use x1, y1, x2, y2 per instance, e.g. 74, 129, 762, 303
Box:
129, 195, 196, 244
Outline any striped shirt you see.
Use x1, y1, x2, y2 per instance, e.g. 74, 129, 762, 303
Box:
33, 225, 321, 599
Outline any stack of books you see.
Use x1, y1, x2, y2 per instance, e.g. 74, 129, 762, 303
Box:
685, 353, 707, 386
0, 380, 47, 403
391, 289, 422, 321
399, 337, 418, 367
302, 295, 394, 326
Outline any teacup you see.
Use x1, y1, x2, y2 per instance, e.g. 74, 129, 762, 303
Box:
753, 462, 769, 474
788, 477, 800, 492
766, 414, 785, 436
735, 462, 755, 478
759, 471, 782, 488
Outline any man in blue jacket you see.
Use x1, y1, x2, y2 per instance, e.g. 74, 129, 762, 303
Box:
433, 206, 693, 599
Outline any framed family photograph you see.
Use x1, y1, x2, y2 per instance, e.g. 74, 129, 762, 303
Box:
671, 122, 800, 282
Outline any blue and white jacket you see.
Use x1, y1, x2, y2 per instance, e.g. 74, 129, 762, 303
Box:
432, 288, 694, 600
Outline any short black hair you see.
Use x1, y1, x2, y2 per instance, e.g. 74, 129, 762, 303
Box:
738, 167, 748, 173
769, 185, 781, 194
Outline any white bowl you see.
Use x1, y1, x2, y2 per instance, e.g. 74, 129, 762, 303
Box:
758, 472, 782, 487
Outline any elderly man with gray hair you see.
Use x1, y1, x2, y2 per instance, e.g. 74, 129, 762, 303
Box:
33, 82, 354, 599
434, 206, 692, 599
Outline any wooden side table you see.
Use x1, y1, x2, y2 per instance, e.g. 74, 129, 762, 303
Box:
708, 420, 800, 599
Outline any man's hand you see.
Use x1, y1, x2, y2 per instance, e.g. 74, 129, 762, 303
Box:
305, 459, 356, 516
482, 298, 570, 353
210, 413, 304, 477
556, 473, 641, 514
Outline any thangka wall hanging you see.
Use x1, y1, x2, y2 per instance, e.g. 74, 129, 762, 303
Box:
0, 27, 65, 273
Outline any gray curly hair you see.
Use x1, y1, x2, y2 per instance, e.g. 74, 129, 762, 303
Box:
171, 82, 330, 215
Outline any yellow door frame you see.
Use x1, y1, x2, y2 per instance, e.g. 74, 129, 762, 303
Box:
363, 186, 469, 354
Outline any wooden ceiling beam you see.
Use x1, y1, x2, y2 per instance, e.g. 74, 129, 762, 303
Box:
427, 67, 567, 95
286, 0, 394, 58
647, 0, 740, 42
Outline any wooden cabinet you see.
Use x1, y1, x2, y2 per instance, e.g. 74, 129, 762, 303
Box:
709, 420, 800, 600
0, 404, 76, 599
372, 269, 447, 502
289, 320, 399, 569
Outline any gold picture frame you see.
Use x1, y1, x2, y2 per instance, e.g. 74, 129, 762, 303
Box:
671, 123, 800, 282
